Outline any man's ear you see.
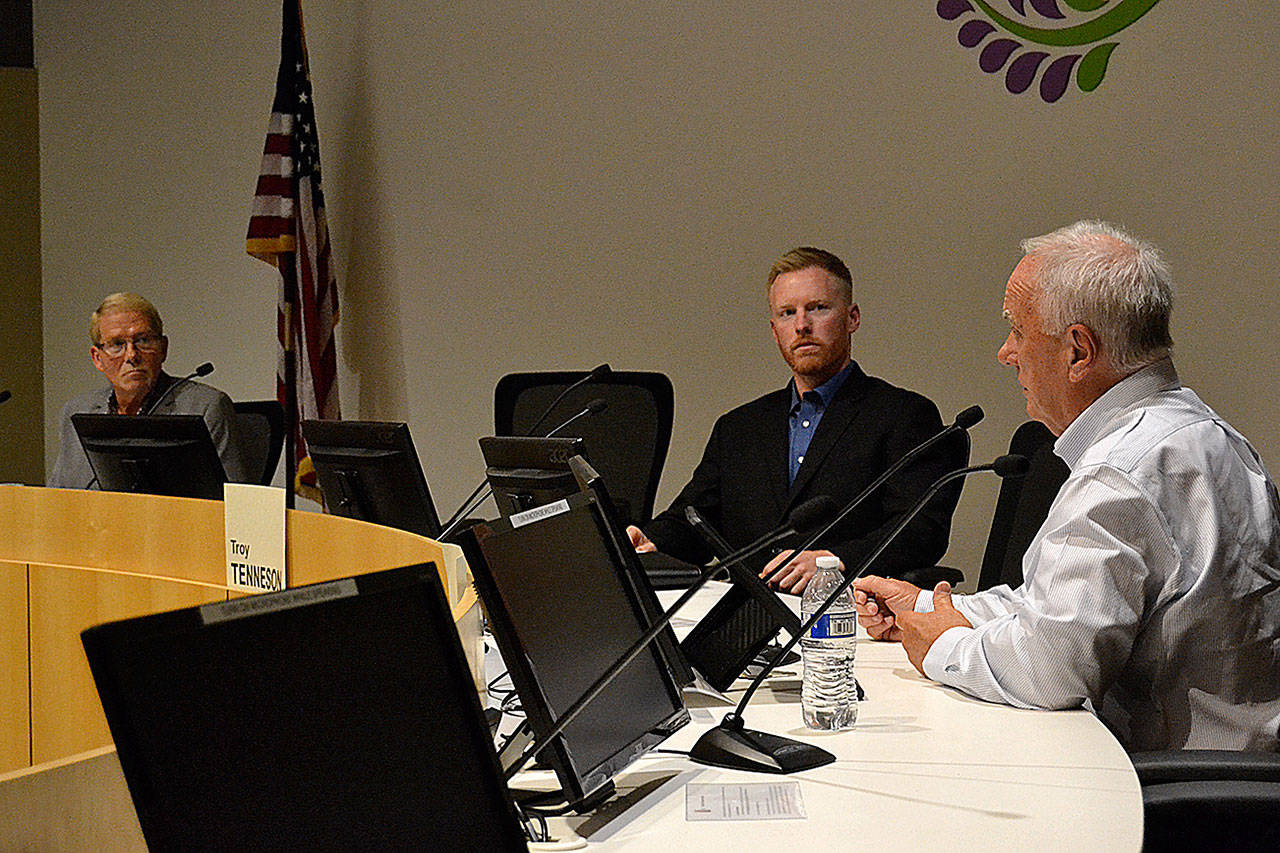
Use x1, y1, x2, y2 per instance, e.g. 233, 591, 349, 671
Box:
848, 303, 860, 334
90, 345, 108, 376
1065, 324, 1100, 381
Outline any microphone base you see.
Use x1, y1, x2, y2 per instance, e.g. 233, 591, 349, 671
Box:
688, 718, 835, 774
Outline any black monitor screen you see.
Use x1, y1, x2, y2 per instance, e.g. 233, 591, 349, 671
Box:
479, 435, 586, 519
302, 419, 441, 538
466, 492, 689, 806
81, 564, 527, 852
72, 413, 226, 499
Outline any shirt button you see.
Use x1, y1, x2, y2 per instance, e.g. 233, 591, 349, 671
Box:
802, 420, 810, 428
797, 455, 805, 464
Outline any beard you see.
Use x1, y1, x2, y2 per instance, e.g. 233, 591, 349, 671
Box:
781, 339, 847, 385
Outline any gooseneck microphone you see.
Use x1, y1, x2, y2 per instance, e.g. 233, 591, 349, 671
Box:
545, 398, 607, 437
524, 363, 611, 435
686, 504, 735, 560
436, 398, 611, 541
436, 366, 612, 537
681, 498, 836, 594
756, 405, 984, 588
143, 362, 214, 415
501, 493, 835, 782
685, 503, 810, 649
687, 454, 1030, 775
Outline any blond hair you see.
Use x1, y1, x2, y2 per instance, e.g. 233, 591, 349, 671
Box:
90, 292, 163, 345
766, 247, 854, 304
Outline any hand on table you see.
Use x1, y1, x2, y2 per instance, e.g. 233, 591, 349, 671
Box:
626, 525, 657, 553
853, 575, 922, 642
894, 582, 972, 674
760, 549, 837, 594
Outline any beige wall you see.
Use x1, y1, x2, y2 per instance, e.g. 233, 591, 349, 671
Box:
0, 67, 43, 484
34, 3, 1280, 579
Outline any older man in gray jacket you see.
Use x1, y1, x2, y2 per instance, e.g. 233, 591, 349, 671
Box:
49, 292, 246, 489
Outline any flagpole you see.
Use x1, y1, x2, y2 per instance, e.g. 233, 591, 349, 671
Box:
282, 257, 298, 510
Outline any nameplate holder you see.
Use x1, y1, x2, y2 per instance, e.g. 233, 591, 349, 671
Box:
509, 498, 570, 529
224, 483, 287, 593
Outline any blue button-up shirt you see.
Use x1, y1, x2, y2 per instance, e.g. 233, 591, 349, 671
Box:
787, 361, 855, 485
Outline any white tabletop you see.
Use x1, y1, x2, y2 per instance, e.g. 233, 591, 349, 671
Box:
516, 582, 1142, 851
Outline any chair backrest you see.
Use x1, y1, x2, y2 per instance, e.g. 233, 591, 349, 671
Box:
233, 400, 286, 486
976, 420, 1070, 591
494, 370, 673, 527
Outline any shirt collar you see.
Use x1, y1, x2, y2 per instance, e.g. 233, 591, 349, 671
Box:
1054, 357, 1181, 469
790, 360, 857, 410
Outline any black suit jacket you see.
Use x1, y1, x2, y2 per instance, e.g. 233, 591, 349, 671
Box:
645, 362, 966, 579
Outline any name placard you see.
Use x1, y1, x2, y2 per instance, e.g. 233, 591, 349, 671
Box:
224, 483, 287, 593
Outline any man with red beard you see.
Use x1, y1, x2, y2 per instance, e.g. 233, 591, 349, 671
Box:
628, 247, 964, 594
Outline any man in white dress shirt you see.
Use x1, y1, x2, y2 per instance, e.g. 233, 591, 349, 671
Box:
855, 221, 1280, 751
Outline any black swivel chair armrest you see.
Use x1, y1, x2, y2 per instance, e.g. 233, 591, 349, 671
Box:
1130, 749, 1280, 784
1133, 749, 1280, 850
899, 565, 964, 589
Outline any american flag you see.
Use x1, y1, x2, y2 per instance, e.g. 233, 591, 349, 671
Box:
247, 0, 340, 493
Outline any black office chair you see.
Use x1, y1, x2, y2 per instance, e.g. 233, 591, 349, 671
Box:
494, 370, 673, 528
233, 400, 286, 486
1131, 750, 1280, 850
920, 421, 1068, 591
974, 420, 1070, 591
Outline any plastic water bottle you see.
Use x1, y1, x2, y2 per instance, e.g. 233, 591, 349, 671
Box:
800, 554, 858, 730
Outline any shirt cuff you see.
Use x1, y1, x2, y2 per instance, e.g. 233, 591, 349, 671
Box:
914, 589, 933, 612
921, 625, 974, 683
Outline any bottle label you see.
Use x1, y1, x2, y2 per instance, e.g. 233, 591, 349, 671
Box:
808, 612, 857, 640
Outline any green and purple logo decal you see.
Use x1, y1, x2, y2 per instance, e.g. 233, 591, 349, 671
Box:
937, 0, 1161, 102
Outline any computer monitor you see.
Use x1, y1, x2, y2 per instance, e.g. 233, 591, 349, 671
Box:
71, 413, 226, 499
81, 564, 528, 852
302, 419, 442, 538
565, 456, 694, 687
478, 435, 587, 519
480, 435, 702, 590
462, 491, 690, 808
479, 437, 694, 685
680, 573, 803, 692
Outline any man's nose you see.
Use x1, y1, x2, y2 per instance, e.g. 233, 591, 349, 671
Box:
794, 310, 812, 332
997, 333, 1016, 365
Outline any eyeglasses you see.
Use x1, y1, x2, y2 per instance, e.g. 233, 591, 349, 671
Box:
95, 335, 163, 357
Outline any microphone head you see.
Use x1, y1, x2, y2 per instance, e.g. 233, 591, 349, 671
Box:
684, 505, 705, 527
954, 405, 984, 430
586, 398, 608, 414
590, 363, 612, 380
194, 362, 214, 377
992, 454, 1030, 478
788, 495, 837, 532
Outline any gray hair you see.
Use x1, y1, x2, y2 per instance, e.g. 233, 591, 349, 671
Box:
1021, 220, 1173, 375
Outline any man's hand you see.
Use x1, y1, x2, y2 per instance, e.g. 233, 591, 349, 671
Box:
760, 549, 836, 594
626, 525, 657, 553
894, 582, 971, 674
853, 575, 922, 642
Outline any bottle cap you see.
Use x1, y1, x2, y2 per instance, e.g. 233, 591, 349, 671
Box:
815, 554, 842, 571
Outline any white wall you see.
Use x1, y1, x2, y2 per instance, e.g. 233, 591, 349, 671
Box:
35, 2, 1280, 579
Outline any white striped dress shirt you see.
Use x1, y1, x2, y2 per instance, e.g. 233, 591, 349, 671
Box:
921, 358, 1280, 751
